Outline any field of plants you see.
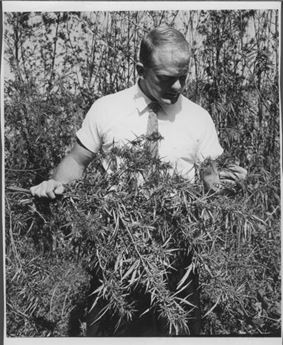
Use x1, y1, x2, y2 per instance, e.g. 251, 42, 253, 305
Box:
4, 10, 281, 336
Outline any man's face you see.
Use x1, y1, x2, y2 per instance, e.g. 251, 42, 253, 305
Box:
140, 45, 190, 105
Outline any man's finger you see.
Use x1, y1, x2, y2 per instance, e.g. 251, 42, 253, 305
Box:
54, 184, 64, 195
220, 166, 247, 181
227, 164, 247, 177
46, 189, 56, 199
219, 170, 238, 181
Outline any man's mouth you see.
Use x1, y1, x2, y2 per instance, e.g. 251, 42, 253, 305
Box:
164, 93, 180, 102
165, 92, 179, 98
160, 93, 180, 105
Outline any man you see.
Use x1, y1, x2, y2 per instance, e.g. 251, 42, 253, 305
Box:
31, 26, 246, 335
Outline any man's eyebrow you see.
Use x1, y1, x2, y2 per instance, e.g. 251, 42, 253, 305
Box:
156, 70, 188, 76
156, 74, 173, 78
156, 75, 177, 81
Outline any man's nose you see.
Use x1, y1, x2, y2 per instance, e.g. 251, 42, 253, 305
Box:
172, 79, 182, 91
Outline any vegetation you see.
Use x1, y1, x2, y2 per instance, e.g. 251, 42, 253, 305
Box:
4, 10, 280, 336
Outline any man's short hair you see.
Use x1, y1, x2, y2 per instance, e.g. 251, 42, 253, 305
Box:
139, 25, 190, 68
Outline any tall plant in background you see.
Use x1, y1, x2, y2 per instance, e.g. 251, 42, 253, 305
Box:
186, 10, 279, 168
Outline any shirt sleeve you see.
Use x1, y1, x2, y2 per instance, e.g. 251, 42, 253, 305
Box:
76, 100, 104, 153
196, 113, 223, 162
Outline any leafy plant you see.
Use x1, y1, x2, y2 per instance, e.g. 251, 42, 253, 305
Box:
6, 137, 281, 336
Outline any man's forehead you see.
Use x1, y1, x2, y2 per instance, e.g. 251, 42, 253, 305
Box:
151, 46, 190, 74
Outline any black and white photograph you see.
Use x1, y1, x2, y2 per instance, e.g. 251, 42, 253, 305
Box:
2, 1, 281, 343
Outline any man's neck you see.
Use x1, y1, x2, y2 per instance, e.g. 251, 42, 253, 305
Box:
138, 78, 155, 102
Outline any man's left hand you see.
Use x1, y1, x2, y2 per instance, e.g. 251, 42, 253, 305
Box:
219, 164, 247, 184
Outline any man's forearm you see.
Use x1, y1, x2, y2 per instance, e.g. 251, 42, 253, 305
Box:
52, 154, 85, 184
52, 141, 95, 184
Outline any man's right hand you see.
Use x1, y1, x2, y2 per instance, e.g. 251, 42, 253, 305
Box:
30, 179, 65, 199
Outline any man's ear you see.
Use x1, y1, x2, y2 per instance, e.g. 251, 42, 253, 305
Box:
136, 62, 145, 77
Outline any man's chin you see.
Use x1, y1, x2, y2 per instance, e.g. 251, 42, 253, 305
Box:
161, 94, 179, 105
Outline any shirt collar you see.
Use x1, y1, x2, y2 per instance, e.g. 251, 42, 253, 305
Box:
132, 79, 182, 116
133, 80, 152, 114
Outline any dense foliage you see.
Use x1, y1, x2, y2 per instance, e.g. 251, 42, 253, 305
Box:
4, 10, 280, 336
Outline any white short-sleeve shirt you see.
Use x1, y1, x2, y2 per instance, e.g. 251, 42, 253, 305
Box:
76, 82, 223, 181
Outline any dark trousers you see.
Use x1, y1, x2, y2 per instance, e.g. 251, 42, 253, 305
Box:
86, 252, 201, 336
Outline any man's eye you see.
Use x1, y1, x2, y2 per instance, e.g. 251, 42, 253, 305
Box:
158, 76, 171, 83
180, 75, 188, 83
157, 75, 187, 84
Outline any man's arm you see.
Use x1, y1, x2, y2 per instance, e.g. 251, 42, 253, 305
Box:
30, 142, 95, 199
